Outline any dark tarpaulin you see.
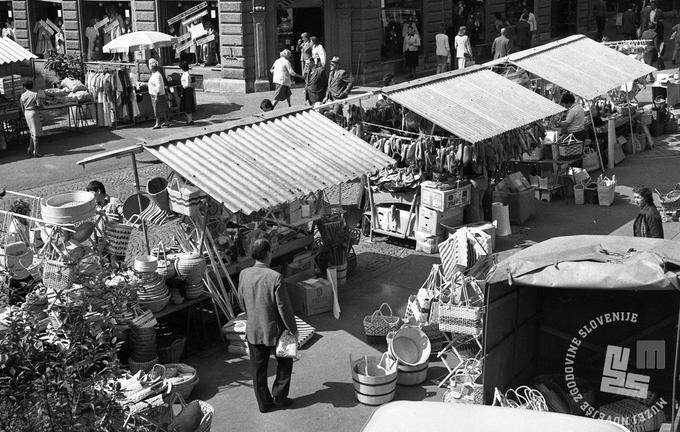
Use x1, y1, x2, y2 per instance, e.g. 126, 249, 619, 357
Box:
486, 235, 680, 290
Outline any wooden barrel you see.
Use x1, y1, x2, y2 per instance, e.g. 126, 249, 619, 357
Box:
396, 360, 429, 386
336, 262, 348, 286
351, 355, 397, 406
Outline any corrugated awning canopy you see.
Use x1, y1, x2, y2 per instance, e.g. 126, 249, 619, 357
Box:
144, 110, 395, 215
382, 67, 565, 143
0, 37, 37, 65
502, 34, 656, 100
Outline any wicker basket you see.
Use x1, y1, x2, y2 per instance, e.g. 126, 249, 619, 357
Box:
363, 303, 401, 336
157, 336, 186, 363
164, 363, 199, 399
166, 393, 213, 432
659, 186, 680, 211
104, 220, 134, 256
557, 134, 584, 158
42, 260, 75, 292
140, 295, 170, 313
438, 302, 484, 336
129, 355, 159, 374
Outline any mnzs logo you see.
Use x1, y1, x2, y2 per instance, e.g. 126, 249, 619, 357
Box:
601, 345, 650, 398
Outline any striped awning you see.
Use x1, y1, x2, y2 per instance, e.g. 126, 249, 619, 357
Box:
381, 66, 566, 143
144, 109, 395, 215
0, 37, 37, 65
497, 34, 656, 100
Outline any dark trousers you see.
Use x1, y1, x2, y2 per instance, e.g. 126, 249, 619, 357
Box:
247, 342, 293, 412
596, 16, 606, 40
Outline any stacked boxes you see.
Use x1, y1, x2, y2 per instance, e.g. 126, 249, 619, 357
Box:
0, 75, 22, 99
415, 182, 470, 254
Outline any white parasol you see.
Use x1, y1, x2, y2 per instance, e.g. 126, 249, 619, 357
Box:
103, 31, 177, 54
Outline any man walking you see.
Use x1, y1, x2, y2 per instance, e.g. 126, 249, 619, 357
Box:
238, 239, 298, 413
491, 28, 510, 59
296, 32, 313, 74
323, 56, 353, 112
270, 49, 301, 109
435, 24, 450, 74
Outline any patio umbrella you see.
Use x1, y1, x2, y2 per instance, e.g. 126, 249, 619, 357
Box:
103, 31, 177, 53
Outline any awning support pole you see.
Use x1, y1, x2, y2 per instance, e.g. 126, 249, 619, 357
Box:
625, 88, 637, 155
587, 100, 606, 172
130, 153, 150, 255
672, 301, 680, 432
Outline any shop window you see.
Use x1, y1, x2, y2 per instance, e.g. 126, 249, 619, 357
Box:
551, 0, 576, 38
451, 0, 485, 46
28, 0, 63, 58
0, 3, 13, 38
381, 0, 423, 60
80, 1, 132, 62
160, 0, 219, 66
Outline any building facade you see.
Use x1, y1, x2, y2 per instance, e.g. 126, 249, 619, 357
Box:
7, 0, 597, 92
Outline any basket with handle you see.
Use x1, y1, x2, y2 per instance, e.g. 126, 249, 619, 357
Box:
443, 359, 484, 405
157, 335, 186, 363
492, 385, 549, 411
557, 133, 584, 158
104, 215, 139, 256
163, 362, 198, 399
154, 241, 176, 280
42, 259, 75, 292
657, 184, 680, 212
166, 392, 214, 432
363, 303, 402, 336
438, 276, 485, 336
167, 177, 204, 217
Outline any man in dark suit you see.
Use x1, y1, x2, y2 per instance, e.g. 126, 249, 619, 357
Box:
238, 238, 298, 413
323, 56, 354, 114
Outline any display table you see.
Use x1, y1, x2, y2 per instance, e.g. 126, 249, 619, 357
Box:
223, 234, 315, 276
39, 101, 98, 130
652, 81, 680, 107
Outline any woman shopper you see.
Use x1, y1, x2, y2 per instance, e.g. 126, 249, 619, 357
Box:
270, 49, 301, 109
20, 81, 42, 158
454, 26, 473, 70
403, 24, 421, 78
633, 186, 664, 238
148, 59, 171, 130
435, 24, 451, 74
179, 61, 196, 125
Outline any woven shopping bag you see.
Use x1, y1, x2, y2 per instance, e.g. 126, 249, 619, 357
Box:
438, 274, 485, 336
363, 303, 401, 336
167, 178, 204, 217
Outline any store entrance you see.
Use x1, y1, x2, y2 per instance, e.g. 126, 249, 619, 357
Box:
277, 4, 324, 75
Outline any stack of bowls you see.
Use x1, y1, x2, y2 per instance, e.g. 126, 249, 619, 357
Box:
184, 281, 205, 299
40, 191, 96, 225
129, 313, 158, 366
134, 255, 170, 313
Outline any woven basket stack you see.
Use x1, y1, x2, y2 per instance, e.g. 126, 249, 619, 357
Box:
128, 309, 159, 373
134, 255, 170, 313
175, 253, 207, 299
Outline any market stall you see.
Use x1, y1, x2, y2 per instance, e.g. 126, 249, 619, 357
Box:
486, 34, 657, 173
343, 66, 564, 249
0, 37, 37, 150
483, 235, 680, 431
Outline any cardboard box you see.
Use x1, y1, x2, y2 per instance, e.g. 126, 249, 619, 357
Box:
417, 205, 464, 236
414, 231, 443, 254
420, 183, 471, 212
292, 278, 333, 316
375, 204, 416, 237
492, 188, 536, 224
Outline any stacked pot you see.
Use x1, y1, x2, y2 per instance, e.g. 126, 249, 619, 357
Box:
175, 252, 207, 299
387, 326, 431, 386
134, 255, 170, 313
128, 310, 158, 373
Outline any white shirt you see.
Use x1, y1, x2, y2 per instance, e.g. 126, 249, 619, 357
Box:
454, 34, 472, 59
565, 103, 585, 133
312, 44, 326, 67
271, 57, 295, 87
181, 71, 191, 88
527, 12, 537, 32
435, 32, 450, 56
650, 8, 658, 24
147, 71, 165, 96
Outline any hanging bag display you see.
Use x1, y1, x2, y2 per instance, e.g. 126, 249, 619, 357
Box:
557, 133, 584, 159
438, 274, 485, 336
167, 177, 204, 217
443, 358, 483, 404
